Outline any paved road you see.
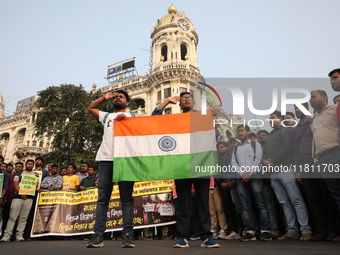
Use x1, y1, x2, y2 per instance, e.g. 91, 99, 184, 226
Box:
1, 239, 340, 255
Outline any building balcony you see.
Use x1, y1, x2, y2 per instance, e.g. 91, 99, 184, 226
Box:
15, 146, 48, 159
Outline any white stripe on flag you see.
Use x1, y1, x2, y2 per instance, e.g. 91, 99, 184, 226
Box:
114, 130, 216, 158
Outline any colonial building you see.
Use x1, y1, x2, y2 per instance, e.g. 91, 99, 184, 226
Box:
0, 94, 49, 163
0, 5, 239, 163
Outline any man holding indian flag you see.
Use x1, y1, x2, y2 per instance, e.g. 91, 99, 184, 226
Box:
151, 92, 220, 248
87, 90, 135, 248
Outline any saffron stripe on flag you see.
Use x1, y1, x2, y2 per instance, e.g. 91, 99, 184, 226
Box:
114, 110, 215, 137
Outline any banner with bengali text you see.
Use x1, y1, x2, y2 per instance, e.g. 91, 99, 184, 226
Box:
31, 180, 176, 237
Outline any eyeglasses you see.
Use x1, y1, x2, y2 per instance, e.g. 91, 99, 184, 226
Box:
218, 146, 225, 149
180, 97, 192, 101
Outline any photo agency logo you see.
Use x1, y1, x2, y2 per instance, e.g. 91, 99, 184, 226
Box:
197, 82, 223, 113
197, 80, 312, 128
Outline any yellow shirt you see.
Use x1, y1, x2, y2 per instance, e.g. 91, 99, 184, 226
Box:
62, 175, 80, 190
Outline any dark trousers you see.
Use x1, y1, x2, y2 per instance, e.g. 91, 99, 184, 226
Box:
301, 178, 340, 235
319, 147, 340, 211
220, 187, 239, 233
190, 193, 200, 237
175, 178, 211, 240
94, 161, 135, 236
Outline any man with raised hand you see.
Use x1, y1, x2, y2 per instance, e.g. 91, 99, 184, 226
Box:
152, 92, 220, 248
86, 90, 135, 248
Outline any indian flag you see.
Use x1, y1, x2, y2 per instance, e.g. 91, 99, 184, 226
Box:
113, 110, 218, 182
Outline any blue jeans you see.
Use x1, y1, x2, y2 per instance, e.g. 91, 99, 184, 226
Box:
271, 172, 311, 235
94, 161, 135, 236
263, 181, 279, 235
237, 176, 270, 231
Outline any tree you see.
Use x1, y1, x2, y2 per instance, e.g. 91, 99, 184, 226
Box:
34, 84, 114, 167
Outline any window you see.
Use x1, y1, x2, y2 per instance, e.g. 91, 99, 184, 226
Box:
181, 44, 187, 60
164, 88, 171, 98
161, 45, 168, 61
157, 90, 162, 101
180, 87, 187, 93
165, 108, 172, 115
39, 141, 44, 147
32, 141, 37, 146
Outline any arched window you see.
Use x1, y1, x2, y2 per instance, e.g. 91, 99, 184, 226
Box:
161, 45, 168, 61
181, 44, 187, 60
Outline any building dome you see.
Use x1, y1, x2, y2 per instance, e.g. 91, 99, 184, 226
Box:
168, 4, 177, 14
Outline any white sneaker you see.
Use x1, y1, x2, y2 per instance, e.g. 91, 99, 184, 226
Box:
224, 231, 241, 240
0, 235, 10, 242
212, 232, 218, 240
218, 230, 226, 239
16, 236, 25, 242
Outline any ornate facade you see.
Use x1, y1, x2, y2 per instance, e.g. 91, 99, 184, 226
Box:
0, 5, 239, 163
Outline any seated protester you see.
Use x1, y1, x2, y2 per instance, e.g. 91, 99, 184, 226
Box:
78, 166, 97, 191
41, 164, 63, 191
62, 164, 80, 192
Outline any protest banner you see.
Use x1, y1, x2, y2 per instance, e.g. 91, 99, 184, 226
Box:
31, 180, 175, 237
19, 174, 37, 195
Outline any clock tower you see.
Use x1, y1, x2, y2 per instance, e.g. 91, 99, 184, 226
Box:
150, 4, 199, 71
147, 4, 203, 114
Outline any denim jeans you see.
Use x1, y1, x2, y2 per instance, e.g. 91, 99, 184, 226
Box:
94, 161, 135, 236
237, 176, 270, 231
263, 181, 279, 235
271, 172, 311, 235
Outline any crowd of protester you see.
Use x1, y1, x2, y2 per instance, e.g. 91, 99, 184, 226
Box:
0, 68, 340, 247
0, 156, 97, 241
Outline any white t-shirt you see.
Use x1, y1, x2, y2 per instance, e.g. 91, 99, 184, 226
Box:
95, 111, 132, 161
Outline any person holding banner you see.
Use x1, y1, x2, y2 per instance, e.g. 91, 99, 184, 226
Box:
0, 160, 38, 242
152, 92, 220, 248
86, 90, 135, 248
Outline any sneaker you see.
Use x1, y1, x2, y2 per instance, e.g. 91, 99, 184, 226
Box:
16, 236, 25, 242
260, 232, 272, 241
86, 233, 104, 248
173, 238, 189, 248
200, 238, 220, 248
190, 236, 201, 241
0, 235, 10, 242
224, 231, 240, 240
240, 232, 256, 242
122, 234, 135, 248
218, 230, 226, 239
212, 232, 218, 240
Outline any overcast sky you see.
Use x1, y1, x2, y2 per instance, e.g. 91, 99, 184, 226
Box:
1, 0, 339, 117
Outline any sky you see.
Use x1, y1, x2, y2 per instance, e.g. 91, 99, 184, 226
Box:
1, 0, 339, 118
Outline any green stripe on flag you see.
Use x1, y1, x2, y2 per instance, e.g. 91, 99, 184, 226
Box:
113, 151, 218, 182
